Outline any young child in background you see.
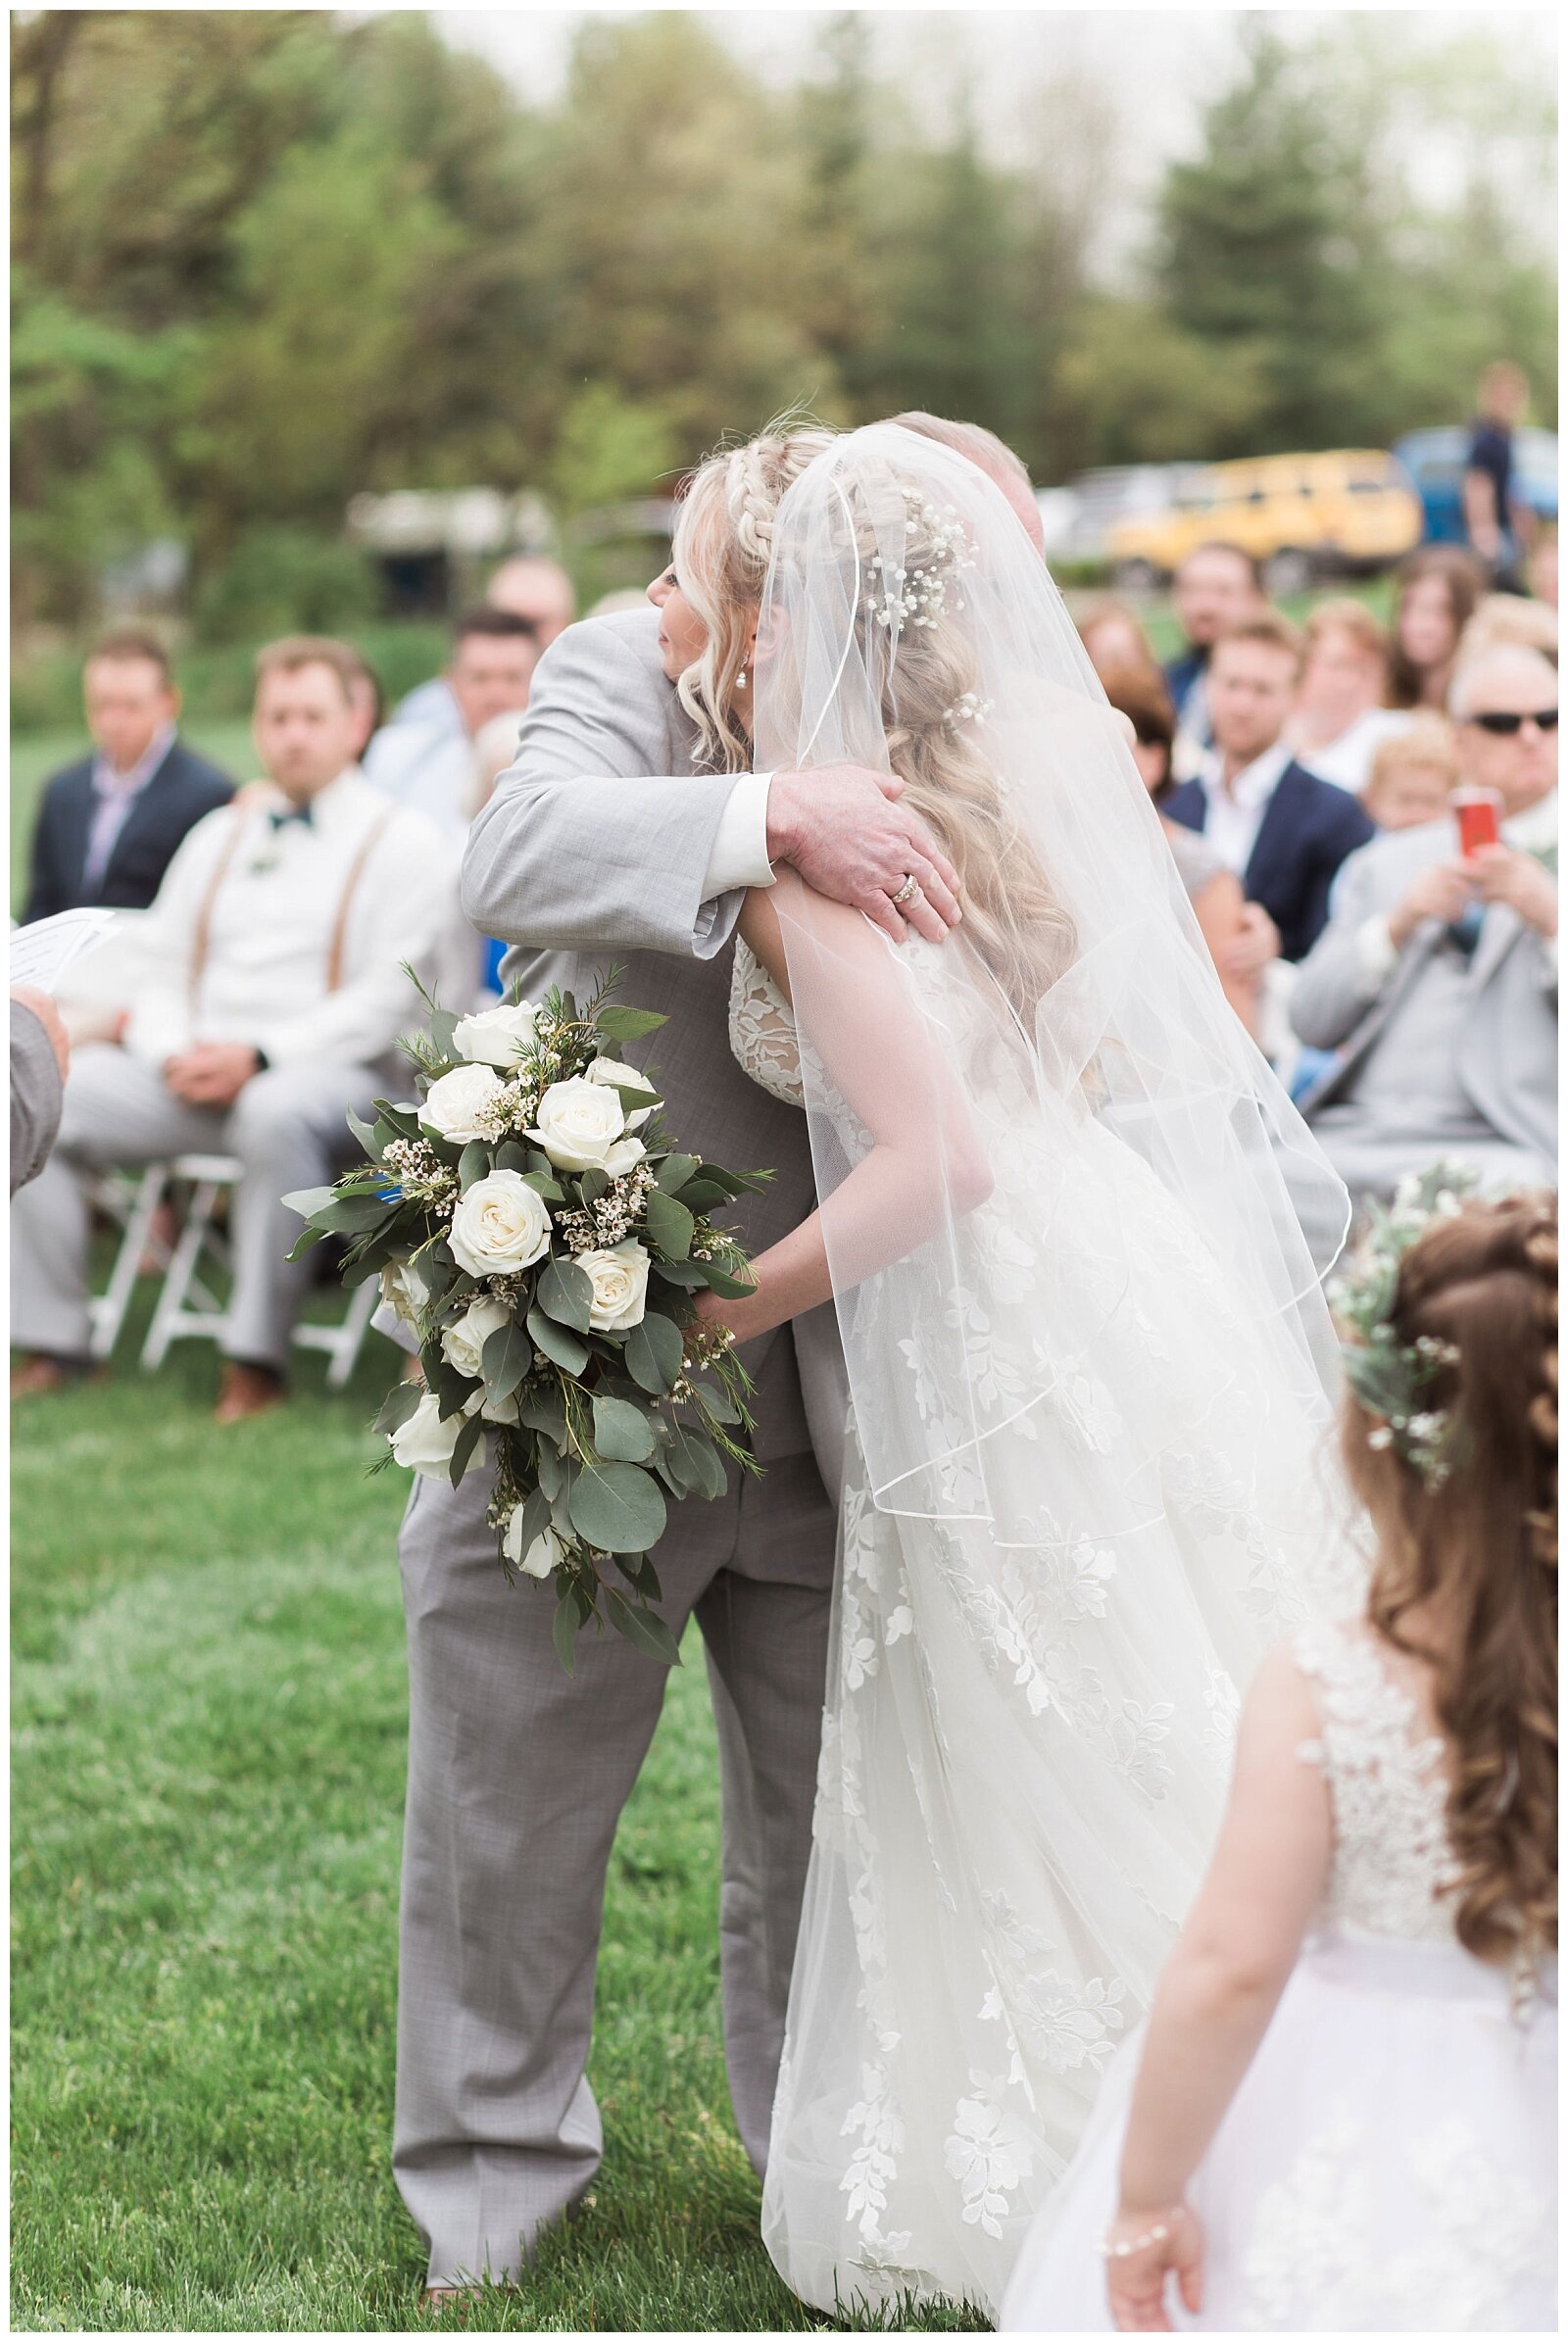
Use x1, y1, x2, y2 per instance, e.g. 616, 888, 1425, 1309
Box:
1360, 713, 1463, 834
1004, 1171, 1558, 2334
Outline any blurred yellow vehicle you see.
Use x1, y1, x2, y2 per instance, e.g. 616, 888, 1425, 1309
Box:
1108, 450, 1424, 595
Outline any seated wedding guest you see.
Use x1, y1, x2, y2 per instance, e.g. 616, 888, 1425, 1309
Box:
1164, 614, 1375, 967
366, 609, 539, 847
1290, 642, 1557, 1210
10, 636, 458, 1423
1076, 596, 1158, 682
10, 989, 70, 1195
22, 632, 233, 925
1456, 590, 1558, 669
395, 557, 577, 732
1388, 545, 1486, 710
1004, 1188, 1558, 2334
1101, 661, 1260, 1036
1359, 712, 1461, 833
1163, 543, 1266, 779
1286, 598, 1413, 792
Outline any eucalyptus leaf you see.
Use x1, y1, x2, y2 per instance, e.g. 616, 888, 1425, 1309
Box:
591, 1394, 657, 1463
603, 1586, 682, 1668
285, 1225, 327, 1263
595, 1004, 667, 1043
496, 1141, 531, 1173
536, 1253, 593, 1333
567, 1460, 667, 1553
518, 1386, 569, 1450
650, 1258, 707, 1290
448, 1412, 484, 1488
526, 1307, 589, 1376
282, 1186, 337, 1221
623, 1311, 684, 1394
674, 1177, 731, 1211
481, 1317, 534, 1401
667, 1420, 726, 1499
458, 1141, 491, 1193
643, 1188, 694, 1261
372, 1381, 424, 1437
429, 1007, 459, 1056
552, 1591, 579, 1677
655, 1153, 698, 1195
535, 1444, 564, 1500
578, 1167, 611, 1208
346, 1109, 386, 1162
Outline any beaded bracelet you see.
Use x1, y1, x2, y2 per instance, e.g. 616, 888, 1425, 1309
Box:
1097, 2210, 1181, 2261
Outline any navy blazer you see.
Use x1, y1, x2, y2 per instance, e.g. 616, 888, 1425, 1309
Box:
1164, 758, 1375, 964
23, 737, 234, 925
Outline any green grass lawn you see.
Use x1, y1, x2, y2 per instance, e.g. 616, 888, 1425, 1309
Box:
10, 1281, 978, 2333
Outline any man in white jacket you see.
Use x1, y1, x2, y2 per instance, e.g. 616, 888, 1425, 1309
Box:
11, 637, 458, 1422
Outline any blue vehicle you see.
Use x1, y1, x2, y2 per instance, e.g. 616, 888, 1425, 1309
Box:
1394, 425, 1558, 546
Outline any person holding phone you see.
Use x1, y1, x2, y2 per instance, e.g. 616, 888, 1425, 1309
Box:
1289, 642, 1557, 1213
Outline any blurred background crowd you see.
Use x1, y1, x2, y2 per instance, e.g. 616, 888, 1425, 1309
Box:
10, 7, 1558, 1424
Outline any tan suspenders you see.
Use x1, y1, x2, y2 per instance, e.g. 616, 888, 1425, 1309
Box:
187, 799, 399, 1013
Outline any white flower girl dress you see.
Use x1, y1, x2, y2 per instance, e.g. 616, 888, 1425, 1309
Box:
1002, 1616, 1557, 2332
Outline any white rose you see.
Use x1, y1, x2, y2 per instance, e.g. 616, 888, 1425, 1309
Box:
503, 1512, 564, 1579
440, 1293, 514, 1381
420, 1062, 505, 1145
587, 1055, 657, 1131
448, 1170, 552, 1278
575, 1239, 652, 1333
528, 1076, 627, 1172
379, 1258, 429, 1327
390, 1390, 483, 1480
452, 1000, 538, 1068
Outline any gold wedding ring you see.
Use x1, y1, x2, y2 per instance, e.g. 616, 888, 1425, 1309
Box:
891, 874, 921, 908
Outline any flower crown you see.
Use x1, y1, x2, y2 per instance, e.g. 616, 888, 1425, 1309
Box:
1328, 1160, 1479, 1488
864, 487, 976, 635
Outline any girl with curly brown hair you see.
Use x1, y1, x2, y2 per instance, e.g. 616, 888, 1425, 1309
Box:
1006, 1177, 1557, 2333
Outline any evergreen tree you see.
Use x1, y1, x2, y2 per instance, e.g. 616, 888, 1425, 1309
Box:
1157, 25, 1382, 450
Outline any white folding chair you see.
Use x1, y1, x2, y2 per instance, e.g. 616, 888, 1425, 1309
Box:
137, 1152, 383, 1389
140, 1153, 242, 1370
87, 1163, 173, 1361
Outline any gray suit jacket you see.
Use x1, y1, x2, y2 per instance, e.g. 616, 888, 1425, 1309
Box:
463, 608, 843, 1470
10, 1004, 64, 1195
1291, 814, 1557, 1168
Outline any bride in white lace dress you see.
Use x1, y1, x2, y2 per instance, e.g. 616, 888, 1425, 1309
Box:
1004, 1187, 1557, 2332
665, 423, 1357, 2318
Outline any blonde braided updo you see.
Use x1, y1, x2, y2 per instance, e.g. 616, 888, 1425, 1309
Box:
670, 425, 836, 776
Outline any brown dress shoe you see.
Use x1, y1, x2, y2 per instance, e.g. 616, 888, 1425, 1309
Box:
11, 1353, 93, 1399
214, 1359, 287, 1424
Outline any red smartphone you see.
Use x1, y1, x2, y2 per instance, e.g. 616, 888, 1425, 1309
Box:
1453, 788, 1501, 858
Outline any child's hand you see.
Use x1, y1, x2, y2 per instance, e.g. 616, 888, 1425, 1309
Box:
1102, 2200, 1204, 2332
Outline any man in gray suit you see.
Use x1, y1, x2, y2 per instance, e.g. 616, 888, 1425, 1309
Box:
393, 591, 962, 2293
1292, 642, 1557, 1208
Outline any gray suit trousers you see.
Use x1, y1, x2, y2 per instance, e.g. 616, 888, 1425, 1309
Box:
392, 1432, 836, 2289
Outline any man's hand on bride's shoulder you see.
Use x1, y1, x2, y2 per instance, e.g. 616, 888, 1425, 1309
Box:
766, 765, 962, 946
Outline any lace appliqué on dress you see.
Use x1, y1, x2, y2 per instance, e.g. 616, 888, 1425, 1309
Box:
727, 937, 806, 1108
1292, 1619, 1460, 1943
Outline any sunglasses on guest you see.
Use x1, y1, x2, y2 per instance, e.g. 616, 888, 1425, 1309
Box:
1467, 707, 1559, 735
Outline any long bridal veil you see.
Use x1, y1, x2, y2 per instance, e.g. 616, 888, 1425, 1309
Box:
753, 423, 1352, 1557
750, 426, 1361, 2318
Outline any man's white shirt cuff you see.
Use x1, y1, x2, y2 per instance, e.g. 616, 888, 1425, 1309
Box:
702, 773, 774, 898
1355, 912, 1398, 992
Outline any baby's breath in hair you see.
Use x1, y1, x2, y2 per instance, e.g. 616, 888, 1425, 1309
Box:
1329, 1160, 1479, 1487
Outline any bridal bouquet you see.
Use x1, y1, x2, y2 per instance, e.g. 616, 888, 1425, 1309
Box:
286, 972, 766, 1670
